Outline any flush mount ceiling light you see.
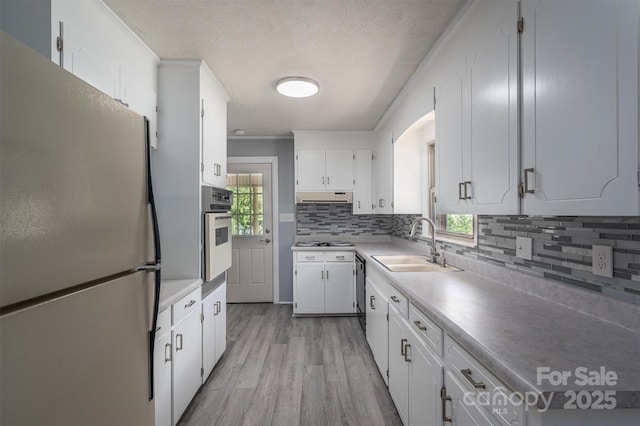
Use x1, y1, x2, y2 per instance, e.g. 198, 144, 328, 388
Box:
276, 77, 319, 98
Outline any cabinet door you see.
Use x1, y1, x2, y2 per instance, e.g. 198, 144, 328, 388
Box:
521, 0, 639, 215
296, 149, 326, 191
445, 371, 493, 426
214, 283, 227, 362
365, 279, 389, 385
294, 263, 325, 314
325, 149, 354, 190
435, 68, 466, 213
154, 332, 172, 426
354, 149, 373, 214
200, 65, 228, 188
373, 132, 394, 214
324, 262, 355, 314
172, 311, 202, 424
202, 292, 217, 380
466, 1, 519, 214
409, 336, 443, 426
388, 309, 409, 425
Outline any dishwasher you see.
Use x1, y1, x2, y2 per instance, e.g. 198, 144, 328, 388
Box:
355, 253, 366, 332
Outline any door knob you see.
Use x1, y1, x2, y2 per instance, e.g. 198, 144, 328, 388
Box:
261, 238, 271, 244
265, 229, 271, 234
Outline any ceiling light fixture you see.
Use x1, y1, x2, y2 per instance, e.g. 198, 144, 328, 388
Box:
276, 77, 319, 98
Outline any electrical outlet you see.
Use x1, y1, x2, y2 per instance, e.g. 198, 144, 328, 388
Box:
279, 213, 295, 223
592, 245, 613, 278
516, 236, 533, 260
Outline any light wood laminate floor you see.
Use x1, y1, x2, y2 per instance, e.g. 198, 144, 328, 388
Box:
179, 303, 402, 426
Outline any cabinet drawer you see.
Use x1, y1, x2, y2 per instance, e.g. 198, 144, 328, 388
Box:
409, 303, 443, 357
172, 288, 201, 326
155, 308, 171, 340
387, 288, 408, 318
326, 251, 354, 262
445, 336, 525, 426
296, 251, 324, 262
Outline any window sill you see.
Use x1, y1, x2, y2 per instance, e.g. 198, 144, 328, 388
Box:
434, 232, 477, 249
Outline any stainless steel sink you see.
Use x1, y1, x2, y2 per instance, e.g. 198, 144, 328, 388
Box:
371, 255, 462, 273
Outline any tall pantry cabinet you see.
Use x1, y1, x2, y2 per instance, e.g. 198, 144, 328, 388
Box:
153, 60, 229, 279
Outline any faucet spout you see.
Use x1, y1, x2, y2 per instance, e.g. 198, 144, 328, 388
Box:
408, 216, 444, 266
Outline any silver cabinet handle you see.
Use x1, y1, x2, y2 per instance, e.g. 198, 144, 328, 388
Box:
155, 326, 162, 333
336, 255, 345, 260
164, 343, 172, 363
327, 176, 330, 185
215, 301, 221, 315
370, 295, 375, 309
391, 295, 400, 303
322, 270, 324, 279
400, 338, 407, 356
322, 176, 325, 185
442, 389, 452, 423
458, 182, 464, 200
176, 334, 183, 351
461, 368, 486, 389
413, 320, 427, 331
358, 200, 361, 209
185, 300, 196, 309
404, 343, 412, 362
378, 199, 385, 208
213, 302, 218, 316
326, 270, 329, 280
305, 256, 315, 260
520, 168, 535, 197
463, 181, 472, 200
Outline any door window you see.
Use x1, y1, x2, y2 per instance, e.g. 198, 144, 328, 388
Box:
226, 173, 264, 236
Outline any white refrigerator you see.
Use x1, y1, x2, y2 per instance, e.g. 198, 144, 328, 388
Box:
0, 33, 161, 425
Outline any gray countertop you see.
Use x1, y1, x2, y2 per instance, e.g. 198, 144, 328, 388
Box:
355, 242, 640, 409
159, 278, 202, 312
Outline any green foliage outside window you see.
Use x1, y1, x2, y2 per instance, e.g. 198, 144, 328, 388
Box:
227, 172, 264, 236
445, 214, 474, 236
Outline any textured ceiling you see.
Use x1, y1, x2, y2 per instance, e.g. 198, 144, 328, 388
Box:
105, 0, 465, 137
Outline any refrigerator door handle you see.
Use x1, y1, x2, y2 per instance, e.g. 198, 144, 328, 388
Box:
143, 117, 162, 401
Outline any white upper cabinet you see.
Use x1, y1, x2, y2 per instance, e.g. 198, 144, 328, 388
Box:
373, 131, 394, 214
520, 0, 639, 215
200, 65, 229, 188
436, 0, 519, 215
50, 0, 159, 148
354, 149, 374, 214
295, 148, 354, 191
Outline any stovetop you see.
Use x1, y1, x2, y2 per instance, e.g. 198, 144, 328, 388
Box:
295, 241, 355, 247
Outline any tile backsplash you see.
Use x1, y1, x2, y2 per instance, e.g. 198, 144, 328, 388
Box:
296, 204, 392, 236
392, 215, 640, 305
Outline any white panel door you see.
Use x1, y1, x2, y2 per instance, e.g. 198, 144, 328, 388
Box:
154, 332, 172, 426
324, 262, 355, 314
227, 163, 273, 302
467, 1, 519, 214
521, 0, 639, 215
172, 310, 202, 425
201, 65, 228, 188
296, 149, 326, 190
409, 337, 443, 426
354, 149, 373, 214
325, 149, 355, 190
388, 309, 409, 425
436, 69, 466, 213
0, 272, 154, 426
214, 283, 227, 362
202, 291, 217, 380
366, 279, 389, 385
294, 263, 325, 314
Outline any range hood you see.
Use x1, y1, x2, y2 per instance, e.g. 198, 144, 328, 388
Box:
296, 192, 353, 204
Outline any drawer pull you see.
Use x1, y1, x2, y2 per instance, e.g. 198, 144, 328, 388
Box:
185, 300, 196, 309
176, 334, 183, 351
390, 295, 400, 303
441, 387, 452, 422
404, 343, 412, 362
461, 368, 486, 389
164, 343, 172, 363
400, 338, 408, 356
413, 320, 427, 331
370, 295, 375, 309
155, 326, 162, 332
305, 256, 315, 260
336, 255, 345, 260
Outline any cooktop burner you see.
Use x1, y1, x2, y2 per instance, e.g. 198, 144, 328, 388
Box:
295, 241, 355, 247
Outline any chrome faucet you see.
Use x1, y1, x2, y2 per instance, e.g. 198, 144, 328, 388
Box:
409, 217, 445, 266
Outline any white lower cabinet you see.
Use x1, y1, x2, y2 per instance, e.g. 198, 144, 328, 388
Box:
153, 310, 172, 426
365, 279, 389, 386
389, 306, 443, 426
202, 283, 227, 381
172, 293, 202, 425
444, 370, 493, 426
293, 251, 355, 315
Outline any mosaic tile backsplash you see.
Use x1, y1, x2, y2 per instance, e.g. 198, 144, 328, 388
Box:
392, 215, 640, 305
296, 204, 392, 236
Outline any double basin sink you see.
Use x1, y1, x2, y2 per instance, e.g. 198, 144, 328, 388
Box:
372, 255, 462, 273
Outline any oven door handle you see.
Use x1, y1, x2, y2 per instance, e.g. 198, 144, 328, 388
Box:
213, 215, 232, 220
